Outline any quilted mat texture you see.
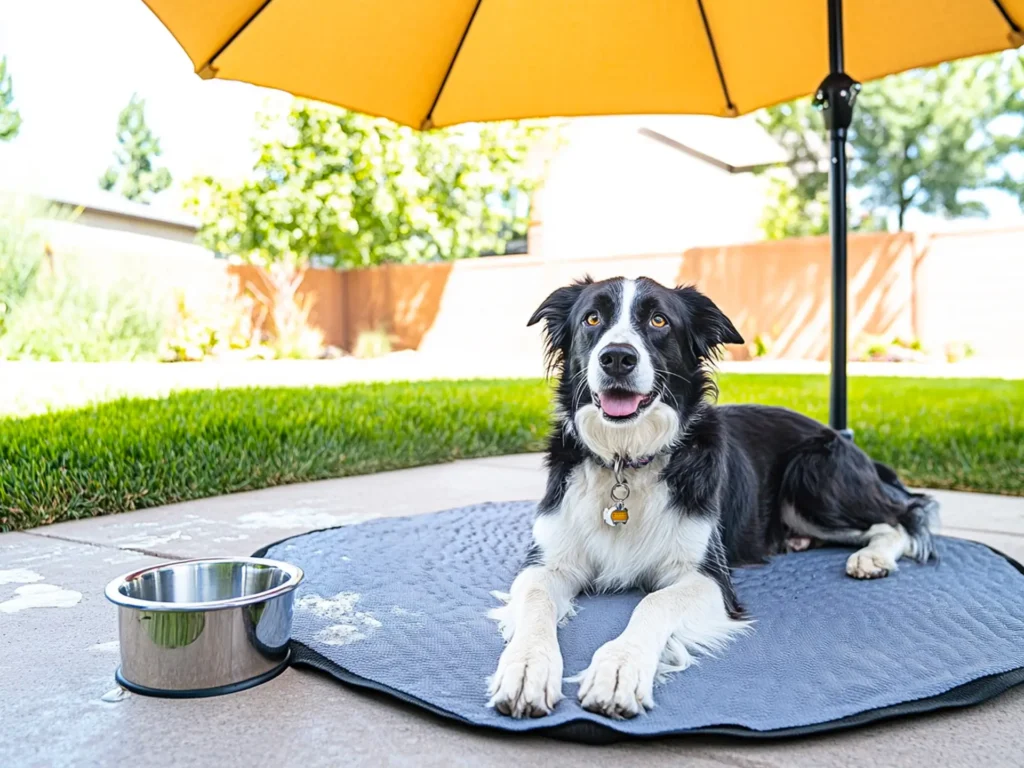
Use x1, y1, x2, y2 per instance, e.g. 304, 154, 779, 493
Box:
259, 501, 1024, 738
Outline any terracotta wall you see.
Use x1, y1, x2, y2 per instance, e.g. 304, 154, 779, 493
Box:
126, 226, 1021, 362
227, 264, 348, 348
329, 231, 921, 362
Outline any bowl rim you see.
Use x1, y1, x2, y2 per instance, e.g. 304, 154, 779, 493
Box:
104, 557, 304, 612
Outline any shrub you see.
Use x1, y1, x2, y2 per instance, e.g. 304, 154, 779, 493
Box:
0, 194, 53, 336
160, 278, 269, 362
0, 251, 166, 362
246, 266, 326, 359
0, 193, 167, 362
353, 329, 392, 359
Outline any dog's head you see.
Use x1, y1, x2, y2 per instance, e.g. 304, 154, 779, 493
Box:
528, 276, 742, 460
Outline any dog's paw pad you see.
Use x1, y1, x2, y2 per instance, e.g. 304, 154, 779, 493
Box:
846, 550, 896, 579
785, 536, 813, 552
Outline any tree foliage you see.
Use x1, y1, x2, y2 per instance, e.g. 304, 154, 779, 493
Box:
0, 56, 21, 142
759, 52, 1024, 236
99, 93, 172, 204
186, 99, 546, 270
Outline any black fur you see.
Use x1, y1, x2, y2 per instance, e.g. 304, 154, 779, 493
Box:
528, 276, 938, 608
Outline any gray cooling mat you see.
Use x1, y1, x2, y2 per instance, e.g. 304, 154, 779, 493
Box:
256, 501, 1024, 741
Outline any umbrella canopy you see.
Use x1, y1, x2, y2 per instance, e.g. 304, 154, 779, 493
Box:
144, 0, 1022, 129
142, 0, 1024, 433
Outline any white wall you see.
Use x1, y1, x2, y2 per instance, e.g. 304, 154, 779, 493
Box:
534, 116, 770, 261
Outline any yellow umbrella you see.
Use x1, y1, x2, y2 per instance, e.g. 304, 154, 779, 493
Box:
142, 0, 1024, 432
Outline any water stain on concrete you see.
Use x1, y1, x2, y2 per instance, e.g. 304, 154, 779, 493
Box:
113, 529, 191, 549
10, 550, 61, 564
236, 509, 368, 530
0, 583, 83, 613
100, 687, 131, 703
102, 553, 149, 565
0, 568, 45, 585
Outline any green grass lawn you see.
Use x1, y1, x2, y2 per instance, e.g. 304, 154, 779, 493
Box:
1, 375, 1021, 532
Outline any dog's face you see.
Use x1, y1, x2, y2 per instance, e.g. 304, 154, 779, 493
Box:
529, 277, 742, 459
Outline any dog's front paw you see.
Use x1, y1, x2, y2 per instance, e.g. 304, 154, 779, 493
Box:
846, 550, 897, 579
487, 639, 563, 718
574, 641, 656, 719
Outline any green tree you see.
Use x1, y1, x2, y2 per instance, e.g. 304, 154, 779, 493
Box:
99, 93, 172, 204
186, 99, 546, 271
0, 56, 21, 141
759, 52, 1024, 236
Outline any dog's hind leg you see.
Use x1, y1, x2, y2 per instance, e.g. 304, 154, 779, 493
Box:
844, 523, 913, 579
778, 432, 938, 579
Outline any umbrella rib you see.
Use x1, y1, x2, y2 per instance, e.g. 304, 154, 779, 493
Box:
989, 0, 1024, 43
695, 0, 737, 116
422, 0, 485, 129
198, 0, 276, 78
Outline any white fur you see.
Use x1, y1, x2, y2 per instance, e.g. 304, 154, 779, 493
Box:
488, 442, 749, 719
486, 566, 581, 717
533, 459, 711, 593
782, 503, 915, 579
487, 279, 749, 719
586, 279, 655, 397
846, 523, 912, 579
570, 572, 750, 718
574, 401, 680, 465
781, 502, 867, 546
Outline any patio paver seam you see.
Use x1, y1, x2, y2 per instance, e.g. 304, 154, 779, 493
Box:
23, 530, 187, 560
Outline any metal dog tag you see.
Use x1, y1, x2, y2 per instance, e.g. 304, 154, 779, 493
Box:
604, 464, 631, 527
603, 502, 629, 526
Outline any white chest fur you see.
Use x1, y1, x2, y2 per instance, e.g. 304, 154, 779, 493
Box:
533, 459, 714, 593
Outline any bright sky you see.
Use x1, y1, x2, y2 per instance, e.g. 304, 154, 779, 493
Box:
0, 0, 290, 211
0, 0, 1020, 229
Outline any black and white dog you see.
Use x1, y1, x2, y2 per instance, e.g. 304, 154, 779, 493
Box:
487, 276, 938, 720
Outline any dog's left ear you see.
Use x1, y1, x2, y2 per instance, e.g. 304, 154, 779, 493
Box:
675, 285, 744, 359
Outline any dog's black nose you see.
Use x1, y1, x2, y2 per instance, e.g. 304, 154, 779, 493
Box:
599, 344, 638, 376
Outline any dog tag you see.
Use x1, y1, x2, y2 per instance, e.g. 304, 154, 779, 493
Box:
603, 502, 629, 526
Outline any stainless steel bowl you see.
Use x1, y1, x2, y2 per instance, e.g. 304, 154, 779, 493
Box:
105, 557, 303, 697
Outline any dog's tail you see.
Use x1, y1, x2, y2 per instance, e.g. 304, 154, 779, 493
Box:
875, 460, 940, 562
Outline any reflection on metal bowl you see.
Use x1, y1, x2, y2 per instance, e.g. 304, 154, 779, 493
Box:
104, 557, 303, 697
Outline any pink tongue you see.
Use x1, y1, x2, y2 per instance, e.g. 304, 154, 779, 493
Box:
599, 392, 644, 417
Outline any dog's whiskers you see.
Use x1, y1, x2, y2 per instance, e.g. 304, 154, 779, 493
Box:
568, 368, 590, 412
653, 366, 692, 387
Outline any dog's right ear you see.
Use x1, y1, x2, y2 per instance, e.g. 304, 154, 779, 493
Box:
527, 277, 592, 373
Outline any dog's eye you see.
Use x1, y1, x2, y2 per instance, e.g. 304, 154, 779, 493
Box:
584, 312, 601, 327
650, 314, 668, 328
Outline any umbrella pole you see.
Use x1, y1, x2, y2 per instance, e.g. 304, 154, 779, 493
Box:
814, 0, 860, 439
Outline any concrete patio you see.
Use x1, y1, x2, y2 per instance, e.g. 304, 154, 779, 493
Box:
2, 454, 1023, 768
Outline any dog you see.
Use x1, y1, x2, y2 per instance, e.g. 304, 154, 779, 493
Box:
486, 276, 938, 720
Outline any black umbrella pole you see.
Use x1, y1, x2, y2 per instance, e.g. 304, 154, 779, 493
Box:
828, 131, 851, 438
815, 0, 860, 439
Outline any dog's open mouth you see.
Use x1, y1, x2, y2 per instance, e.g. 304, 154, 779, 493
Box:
596, 389, 655, 420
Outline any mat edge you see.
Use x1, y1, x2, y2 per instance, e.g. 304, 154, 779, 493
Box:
254, 519, 1024, 743
287, 639, 1024, 743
